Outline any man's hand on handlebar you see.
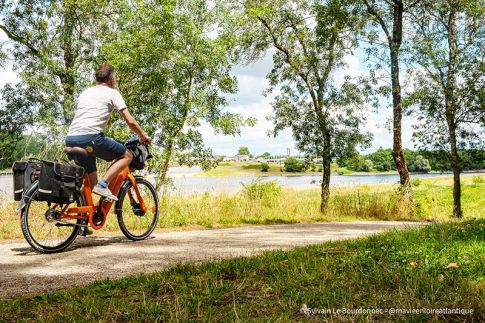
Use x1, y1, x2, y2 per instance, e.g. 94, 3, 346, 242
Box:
140, 134, 152, 145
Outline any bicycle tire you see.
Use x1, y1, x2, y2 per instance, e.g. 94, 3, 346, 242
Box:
116, 178, 159, 241
20, 182, 83, 253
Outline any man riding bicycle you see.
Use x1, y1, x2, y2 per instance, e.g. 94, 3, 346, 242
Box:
65, 63, 151, 202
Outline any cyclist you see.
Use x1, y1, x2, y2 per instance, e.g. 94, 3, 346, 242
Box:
65, 63, 151, 201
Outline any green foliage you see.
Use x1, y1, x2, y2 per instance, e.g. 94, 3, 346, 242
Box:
407, 0, 484, 151
345, 154, 373, 172
259, 152, 271, 159
101, 0, 255, 180
367, 148, 394, 171
0, 0, 112, 132
409, 155, 431, 173
238, 146, 250, 155
260, 162, 270, 172
220, 0, 372, 210
241, 178, 282, 201
284, 157, 305, 172
0, 84, 36, 168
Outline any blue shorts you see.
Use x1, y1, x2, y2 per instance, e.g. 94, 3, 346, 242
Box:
65, 133, 126, 173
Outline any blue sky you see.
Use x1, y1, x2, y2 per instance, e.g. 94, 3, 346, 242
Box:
0, 29, 416, 156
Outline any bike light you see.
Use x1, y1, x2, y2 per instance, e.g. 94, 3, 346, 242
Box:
33, 171, 40, 177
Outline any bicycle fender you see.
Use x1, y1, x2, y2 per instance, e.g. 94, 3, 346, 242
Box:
17, 181, 39, 213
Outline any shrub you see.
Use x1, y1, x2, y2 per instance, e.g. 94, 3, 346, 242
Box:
411, 178, 421, 187
241, 178, 282, 201
284, 157, 305, 172
472, 175, 484, 184
261, 163, 270, 172
408, 155, 431, 173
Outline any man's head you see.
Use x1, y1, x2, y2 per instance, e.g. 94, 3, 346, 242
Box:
95, 63, 116, 88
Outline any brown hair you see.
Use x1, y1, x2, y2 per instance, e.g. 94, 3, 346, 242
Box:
95, 63, 115, 83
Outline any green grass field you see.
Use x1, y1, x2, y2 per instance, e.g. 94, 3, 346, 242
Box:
1, 220, 483, 321
1, 175, 484, 240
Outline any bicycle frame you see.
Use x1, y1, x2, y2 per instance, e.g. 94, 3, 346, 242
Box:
59, 166, 148, 230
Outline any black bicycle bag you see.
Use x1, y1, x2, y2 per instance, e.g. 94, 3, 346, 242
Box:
37, 160, 85, 204
12, 160, 42, 201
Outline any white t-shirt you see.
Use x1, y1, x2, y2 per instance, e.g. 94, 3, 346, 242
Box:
67, 85, 127, 136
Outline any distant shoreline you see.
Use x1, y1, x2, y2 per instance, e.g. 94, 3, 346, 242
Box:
1, 168, 484, 178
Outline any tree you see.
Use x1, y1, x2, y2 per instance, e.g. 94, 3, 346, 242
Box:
407, 0, 484, 217
260, 162, 270, 172
367, 147, 394, 171
284, 157, 305, 172
346, 154, 373, 172
0, 0, 111, 135
361, 0, 417, 200
0, 83, 35, 168
259, 152, 271, 159
238, 146, 250, 155
223, 0, 372, 211
408, 155, 431, 173
102, 0, 255, 184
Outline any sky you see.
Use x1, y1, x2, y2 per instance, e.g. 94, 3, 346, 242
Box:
198, 50, 417, 156
0, 29, 416, 157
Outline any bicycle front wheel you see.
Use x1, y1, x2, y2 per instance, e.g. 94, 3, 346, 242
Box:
116, 178, 159, 240
20, 183, 82, 253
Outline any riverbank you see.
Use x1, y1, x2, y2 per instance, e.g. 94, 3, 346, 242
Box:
193, 162, 485, 177
1, 175, 483, 240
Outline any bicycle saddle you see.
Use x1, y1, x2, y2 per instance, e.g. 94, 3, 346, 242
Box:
64, 147, 89, 165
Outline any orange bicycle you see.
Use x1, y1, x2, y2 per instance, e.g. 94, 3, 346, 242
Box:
19, 142, 159, 253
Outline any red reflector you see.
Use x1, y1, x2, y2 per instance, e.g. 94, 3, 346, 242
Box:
33, 171, 40, 177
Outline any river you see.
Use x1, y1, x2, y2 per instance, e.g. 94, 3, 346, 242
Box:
1, 167, 480, 198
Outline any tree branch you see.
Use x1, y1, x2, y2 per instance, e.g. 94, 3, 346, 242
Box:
0, 24, 39, 57
257, 15, 320, 111
363, 0, 392, 44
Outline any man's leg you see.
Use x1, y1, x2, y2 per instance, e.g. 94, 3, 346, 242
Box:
88, 171, 98, 189
91, 135, 131, 200
102, 149, 133, 183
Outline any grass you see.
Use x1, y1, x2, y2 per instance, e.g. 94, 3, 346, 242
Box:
1, 219, 483, 321
1, 175, 484, 240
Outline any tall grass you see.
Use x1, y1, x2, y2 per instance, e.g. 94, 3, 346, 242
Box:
1, 175, 484, 240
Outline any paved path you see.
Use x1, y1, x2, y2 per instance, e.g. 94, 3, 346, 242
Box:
0, 221, 423, 299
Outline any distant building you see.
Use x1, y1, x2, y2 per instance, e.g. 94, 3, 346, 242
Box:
223, 154, 250, 162
235, 154, 250, 162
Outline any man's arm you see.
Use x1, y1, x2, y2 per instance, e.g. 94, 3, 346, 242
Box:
119, 108, 152, 144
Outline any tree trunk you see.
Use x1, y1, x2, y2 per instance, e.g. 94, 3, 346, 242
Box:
320, 156, 331, 213
446, 99, 462, 217
389, 0, 412, 201
445, 9, 462, 218
59, 7, 77, 125
320, 133, 331, 212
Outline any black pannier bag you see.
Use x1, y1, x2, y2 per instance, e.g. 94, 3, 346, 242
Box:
12, 160, 42, 201
37, 160, 85, 203
125, 139, 152, 170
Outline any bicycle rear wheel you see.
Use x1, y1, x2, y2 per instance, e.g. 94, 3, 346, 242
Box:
20, 183, 83, 253
116, 178, 159, 240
